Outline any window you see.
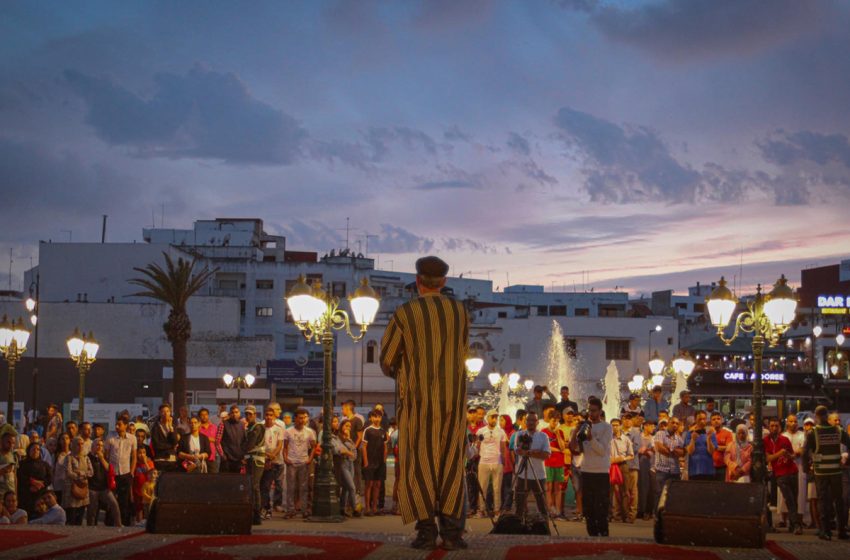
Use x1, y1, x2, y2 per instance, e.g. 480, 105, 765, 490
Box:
498, 311, 508, 319
693, 303, 706, 313
537, 306, 548, 316
676, 302, 687, 309
240, 300, 246, 317
331, 281, 346, 298
667, 337, 674, 346
575, 308, 589, 317
605, 339, 630, 360
284, 334, 299, 352
218, 279, 237, 289
565, 338, 577, 358
366, 340, 378, 363
549, 305, 567, 316
256, 306, 273, 317
256, 279, 274, 290
509, 344, 521, 359
599, 305, 624, 317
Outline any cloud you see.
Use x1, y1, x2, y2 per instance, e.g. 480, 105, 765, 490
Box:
414, 179, 480, 191
506, 132, 531, 156
364, 126, 440, 160
65, 66, 308, 165
370, 224, 435, 254
591, 0, 832, 62
758, 130, 850, 168
444, 125, 473, 143
555, 106, 704, 203
551, 0, 598, 12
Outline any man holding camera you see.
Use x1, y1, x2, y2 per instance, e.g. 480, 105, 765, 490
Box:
569, 397, 613, 537
513, 412, 551, 519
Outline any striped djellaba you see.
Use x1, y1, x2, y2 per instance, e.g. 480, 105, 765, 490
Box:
380, 292, 470, 525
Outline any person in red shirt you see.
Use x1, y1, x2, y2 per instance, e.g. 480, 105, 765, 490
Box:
764, 417, 802, 535
542, 409, 566, 519
710, 412, 733, 481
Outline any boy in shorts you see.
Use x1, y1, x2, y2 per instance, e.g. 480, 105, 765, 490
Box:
542, 409, 566, 519
362, 410, 388, 516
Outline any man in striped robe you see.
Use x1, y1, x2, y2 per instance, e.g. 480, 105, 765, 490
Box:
381, 256, 469, 551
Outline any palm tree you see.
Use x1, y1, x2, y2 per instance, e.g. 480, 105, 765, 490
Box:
129, 252, 217, 412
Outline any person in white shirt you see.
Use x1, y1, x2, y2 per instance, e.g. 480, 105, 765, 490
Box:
569, 396, 612, 537
610, 417, 634, 523
104, 417, 137, 527
475, 410, 507, 517
261, 408, 285, 519
283, 409, 316, 519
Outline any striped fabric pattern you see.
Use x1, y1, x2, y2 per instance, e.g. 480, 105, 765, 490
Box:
380, 293, 469, 524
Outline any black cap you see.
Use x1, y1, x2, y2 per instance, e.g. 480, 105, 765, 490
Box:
629, 393, 640, 400
415, 256, 449, 277
533, 385, 544, 393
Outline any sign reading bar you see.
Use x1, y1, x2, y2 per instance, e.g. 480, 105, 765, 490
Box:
723, 371, 785, 384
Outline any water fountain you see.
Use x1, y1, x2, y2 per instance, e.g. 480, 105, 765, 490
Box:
544, 320, 583, 404
602, 360, 621, 422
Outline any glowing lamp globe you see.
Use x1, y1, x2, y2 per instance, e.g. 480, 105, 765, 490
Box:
222, 372, 234, 386
764, 275, 797, 328
488, 372, 502, 387
286, 275, 325, 323
523, 379, 534, 391
672, 352, 696, 378
706, 277, 737, 329
831, 364, 839, 376
632, 372, 645, 387
651, 374, 665, 388
66, 328, 85, 359
0, 315, 14, 348
244, 373, 256, 387
25, 298, 36, 312
350, 278, 380, 325
648, 351, 665, 376
82, 332, 99, 359
11, 318, 29, 349
465, 356, 484, 375
507, 372, 521, 390
837, 334, 846, 346
813, 325, 823, 338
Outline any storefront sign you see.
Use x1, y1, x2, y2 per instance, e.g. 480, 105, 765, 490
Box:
818, 295, 850, 314
722, 371, 785, 384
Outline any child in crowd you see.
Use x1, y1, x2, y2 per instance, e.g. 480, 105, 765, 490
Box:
362, 410, 388, 516
133, 447, 155, 522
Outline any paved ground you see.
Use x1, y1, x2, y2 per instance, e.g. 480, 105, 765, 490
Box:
3, 516, 849, 560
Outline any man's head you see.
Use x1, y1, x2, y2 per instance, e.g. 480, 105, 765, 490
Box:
342, 400, 356, 416
29, 431, 40, 445
135, 428, 147, 444
533, 385, 544, 399
198, 408, 210, 424
487, 411, 498, 428
93, 424, 105, 439
265, 408, 276, 426
475, 406, 485, 423
467, 407, 477, 424
611, 418, 621, 435
705, 397, 716, 411
560, 386, 570, 400
786, 414, 798, 432
814, 405, 829, 424
643, 418, 656, 434
632, 414, 644, 429
658, 410, 669, 422
179, 405, 189, 418
415, 256, 449, 294
828, 412, 841, 427
628, 393, 640, 407
268, 402, 282, 419
80, 422, 92, 440
115, 417, 127, 436
542, 406, 555, 424
369, 409, 382, 426
65, 420, 78, 437
4, 490, 17, 512
652, 386, 663, 401
294, 408, 309, 429
39, 490, 57, 509
515, 409, 527, 429
804, 417, 815, 431
587, 396, 603, 422
769, 417, 781, 437
561, 407, 575, 424
710, 412, 724, 430
667, 417, 680, 434
188, 417, 200, 434
679, 390, 691, 405
526, 412, 539, 432
230, 405, 241, 421
283, 412, 293, 425
159, 403, 172, 421
47, 404, 58, 417
244, 405, 257, 424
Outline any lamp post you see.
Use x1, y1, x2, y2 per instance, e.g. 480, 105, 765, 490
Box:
647, 349, 695, 397
286, 275, 379, 522
465, 351, 484, 384
222, 372, 255, 405
706, 275, 796, 484
1, 316, 30, 423
648, 324, 662, 361
66, 328, 99, 423
26, 272, 39, 412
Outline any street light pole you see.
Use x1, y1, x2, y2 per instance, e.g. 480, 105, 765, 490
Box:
286, 275, 380, 522
1, 316, 30, 424
67, 329, 99, 423
27, 273, 39, 412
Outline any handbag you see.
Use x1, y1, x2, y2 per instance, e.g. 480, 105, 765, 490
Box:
609, 463, 624, 486
72, 479, 89, 500
107, 464, 117, 492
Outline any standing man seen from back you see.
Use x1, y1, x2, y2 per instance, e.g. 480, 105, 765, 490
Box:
381, 256, 470, 551
804, 405, 850, 540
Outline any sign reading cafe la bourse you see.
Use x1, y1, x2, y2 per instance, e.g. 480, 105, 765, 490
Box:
817, 295, 850, 315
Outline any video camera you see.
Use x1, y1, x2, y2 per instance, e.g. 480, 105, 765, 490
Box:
517, 432, 533, 451
576, 410, 592, 442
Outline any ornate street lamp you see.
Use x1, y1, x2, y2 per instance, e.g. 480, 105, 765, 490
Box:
1, 316, 30, 422
222, 371, 255, 405
706, 275, 796, 484
285, 275, 379, 522
26, 276, 40, 412
465, 351, 484, 383
66, 328, 99, 422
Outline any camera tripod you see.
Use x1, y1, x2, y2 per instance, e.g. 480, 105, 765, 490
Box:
512, 450, 560, 536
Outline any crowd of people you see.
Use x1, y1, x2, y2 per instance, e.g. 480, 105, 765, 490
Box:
0, 399, 397, 527
464, 384, 850, 540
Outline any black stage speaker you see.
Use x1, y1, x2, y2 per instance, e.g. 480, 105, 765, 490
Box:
146, 472, 252, 535
655, 480, 766, 548
491, 513, 550, 535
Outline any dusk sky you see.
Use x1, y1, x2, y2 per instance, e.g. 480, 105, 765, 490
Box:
2, 1, 849, 296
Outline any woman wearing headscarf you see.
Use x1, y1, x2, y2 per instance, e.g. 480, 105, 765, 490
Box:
16, 442, 52, 517
724, 424, 752, 483
64, 436, 93, 525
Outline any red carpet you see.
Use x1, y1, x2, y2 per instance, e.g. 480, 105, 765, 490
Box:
506, 542, 724, 560
126, 534, 381, 560
0, 529, 66, 551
